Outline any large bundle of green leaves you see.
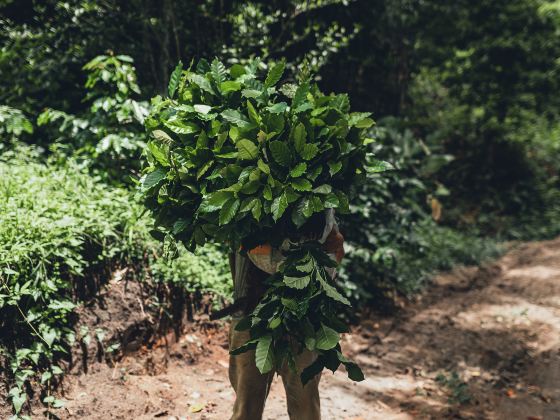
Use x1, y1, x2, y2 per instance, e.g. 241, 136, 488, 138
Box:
139, 58, 388, 383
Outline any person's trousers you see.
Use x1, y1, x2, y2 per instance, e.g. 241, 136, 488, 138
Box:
228, 253, 321, 420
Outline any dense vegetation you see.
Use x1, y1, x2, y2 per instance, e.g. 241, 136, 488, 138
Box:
1, 0, 559, 417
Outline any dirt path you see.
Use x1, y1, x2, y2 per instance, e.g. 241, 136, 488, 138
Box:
58, 237, 560, 419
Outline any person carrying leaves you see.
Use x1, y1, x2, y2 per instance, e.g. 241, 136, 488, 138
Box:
140, 57, 384, 420
228, 209, 345, 420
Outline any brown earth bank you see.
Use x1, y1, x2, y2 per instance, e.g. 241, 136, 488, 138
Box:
4, 237, 560, 419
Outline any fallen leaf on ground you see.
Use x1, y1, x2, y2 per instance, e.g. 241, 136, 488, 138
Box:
189, 403, 205, 413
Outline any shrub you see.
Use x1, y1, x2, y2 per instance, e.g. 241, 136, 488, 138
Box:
339, 118, 500, 306
37, 54, 149, 184
0, 145, 229, 417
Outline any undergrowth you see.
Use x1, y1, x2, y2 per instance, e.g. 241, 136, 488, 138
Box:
0, 145, 229, 418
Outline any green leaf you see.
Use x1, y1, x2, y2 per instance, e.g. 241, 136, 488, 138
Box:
290, 162, 307, 177
188, 73, 215, 95
283, 275, 311, 289
252, 199, 262, 220
268, 317, 281, 329
220, 81, 241, 93
197, 160, 213, 179
242, 89, 263, 98
211, 58, 227, 84
9, 388, 26, 414
296, 258, 314, 273
324, 350, 342, 372
354, 117, 375, 129
293, 123, 306, 153
344, 361, 365, 381
236, 139, 259, 160
240, 180, 260, 194
313, 184, 332, 194
265, 60, 286, 87
147, 141, 169, 167
168, 60, 183, 98
269, 141, 292, 166
41, 371, 52, 384
284, 187, 299, 202
348, 112, 371, 126
317, 271, 350, 305
291, 178, 312, 191
255, 335, 275, 374
196, 58, 210, 73
240, 197, 257, 212
258, 159, 271, 174
230, 64, 246, 78
366, 160, 394, 173
263, 185, 273, 200
164, 119, 199, 134
219, 198, 240, 225
247, 100, 261, 124
291, 205, 307, 227
266, 102, 288, 114
200, 191, 233, 213
222, 109, 254, 129
324, 193, 339, 208
194, 104, 212, 114
263, 113, 285, 134
300, 143, 319, 160
292, 81, 310, 109
328, 161, 343, 176
172, 219, 189, 235
271, 192, 288, 221
315, 323, 339, 350
151, 129, 174, 143
142, 167, 167, 190
230, 339, 258, 355
301, 357, 324, 385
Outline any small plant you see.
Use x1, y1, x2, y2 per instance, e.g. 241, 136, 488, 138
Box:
436, 371, 472, 405
0, 106, 33, 150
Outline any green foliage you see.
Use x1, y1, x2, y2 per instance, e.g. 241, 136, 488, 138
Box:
0, 145, 229, 416
140, 58, 382, 251
339, 119, 500, 303
406, 66, 560, 236
140, 58, 387, 382
0, 106, 33, 141
232, 244, 362, 384
150, 245, 232, 297
37, 54, 149, 184
436, 371, 472, 405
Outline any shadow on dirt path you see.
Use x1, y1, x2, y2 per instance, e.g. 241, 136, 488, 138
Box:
56, 237, 560, 419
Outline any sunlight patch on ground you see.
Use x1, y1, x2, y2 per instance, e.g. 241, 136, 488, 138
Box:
505, 265, 560, 281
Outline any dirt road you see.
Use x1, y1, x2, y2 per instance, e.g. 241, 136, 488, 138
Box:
57, 237, 560, 419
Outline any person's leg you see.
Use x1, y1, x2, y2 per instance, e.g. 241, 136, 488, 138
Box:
229, 253, 273, 420
229, 318, 274, 420
278, 349, 321, 420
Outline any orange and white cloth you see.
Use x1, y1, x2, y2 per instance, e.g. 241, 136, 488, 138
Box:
247, 209, 345, 275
